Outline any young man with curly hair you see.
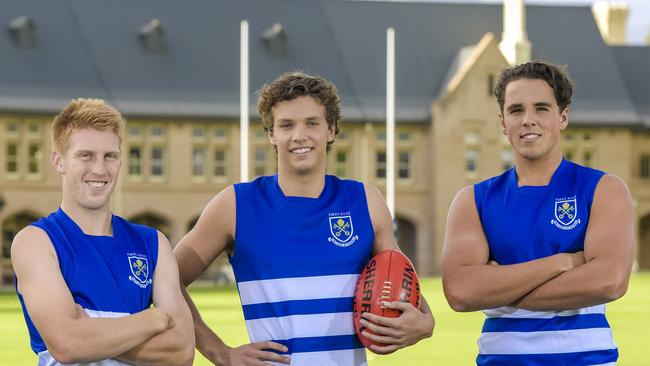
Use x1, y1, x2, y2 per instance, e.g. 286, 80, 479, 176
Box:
175, 72, 434, 365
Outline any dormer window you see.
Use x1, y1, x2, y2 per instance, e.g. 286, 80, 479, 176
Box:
7, 15, 36, 50
261, 23, 287, 57
138, 18, 166, 53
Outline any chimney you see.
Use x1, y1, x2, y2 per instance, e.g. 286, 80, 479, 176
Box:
499, 0, 532, 66
592, 1, 628, 45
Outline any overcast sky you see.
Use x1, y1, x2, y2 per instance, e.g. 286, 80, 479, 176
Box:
380, 0, 650, 44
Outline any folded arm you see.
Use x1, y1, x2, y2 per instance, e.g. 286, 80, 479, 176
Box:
11, 227, 172, 364
115, 232, 195, 366
513, 175, 634, 311
441, 185, 584, 312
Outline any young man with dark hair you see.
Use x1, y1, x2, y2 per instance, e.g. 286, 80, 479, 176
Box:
12, 98, 195, 366
175, 72, 434, 365
442, 61, 634, 365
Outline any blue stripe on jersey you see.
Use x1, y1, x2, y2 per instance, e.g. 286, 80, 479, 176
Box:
482, 313, 610, 333
242, 297, 354, 320
477, 348, 618, 366
274, 335, 364, 354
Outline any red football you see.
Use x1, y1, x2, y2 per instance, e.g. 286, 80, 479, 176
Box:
353, 249, 421, 350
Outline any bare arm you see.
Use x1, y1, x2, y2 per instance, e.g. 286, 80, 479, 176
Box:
441, 185, 584, 312
115, 232, 195, 366
11, 227, 172, 364
513, 175, 634, 311
359, 184, 434, 355
174, 186, 290, 365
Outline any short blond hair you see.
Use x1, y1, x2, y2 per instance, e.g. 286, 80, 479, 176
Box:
51, 98, 124, 153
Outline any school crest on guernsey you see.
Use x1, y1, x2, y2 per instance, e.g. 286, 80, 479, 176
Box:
127, 253, 153, 288
328, 212, 359, 247
551, 196, 581, 230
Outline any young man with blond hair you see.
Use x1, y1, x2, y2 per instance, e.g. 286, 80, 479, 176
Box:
12, 98, 195, 365
174, 72, 434, 365
442, 61, 634, 365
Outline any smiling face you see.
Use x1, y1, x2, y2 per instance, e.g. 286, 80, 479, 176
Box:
268, 95, 335, 176
499, 78, 568, 163
53, 128, 121, 212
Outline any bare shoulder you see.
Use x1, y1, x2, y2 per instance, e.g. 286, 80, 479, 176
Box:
449, 185, 476, 214
363, 183, 386, 209
594, 174, 631, 201
11, 225, 53, 260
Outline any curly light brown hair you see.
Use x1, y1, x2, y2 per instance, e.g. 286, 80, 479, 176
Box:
52, 98, 124, 154
494, 61, 574, 113
257, 72, 341, 153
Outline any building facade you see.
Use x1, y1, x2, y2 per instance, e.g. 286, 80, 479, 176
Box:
1, 0, 649, 284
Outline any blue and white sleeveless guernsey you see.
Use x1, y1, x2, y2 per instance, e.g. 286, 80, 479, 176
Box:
16, 208, 158, 366
474, 159, 617, 366
232, 175, 374, 366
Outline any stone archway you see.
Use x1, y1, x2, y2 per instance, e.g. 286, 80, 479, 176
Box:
2, 211, 39, 284
396, 216, 417, 269
129, 212, 171, 240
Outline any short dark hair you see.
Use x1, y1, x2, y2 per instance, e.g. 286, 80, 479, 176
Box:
494, 61, 574, 113
257, 71, 341, 153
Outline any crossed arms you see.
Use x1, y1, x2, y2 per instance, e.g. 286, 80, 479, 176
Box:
12, 229, 195, 365
442, 174, 634, 313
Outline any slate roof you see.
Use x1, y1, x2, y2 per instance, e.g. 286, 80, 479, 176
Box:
0, 0, 647, 126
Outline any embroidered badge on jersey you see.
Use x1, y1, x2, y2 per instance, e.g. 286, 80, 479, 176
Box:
551, 196, 581, 230
328, 212, 359, 247
128, 253, 153, 288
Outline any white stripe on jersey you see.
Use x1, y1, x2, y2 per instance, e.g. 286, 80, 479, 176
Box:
37, 350, 131, 366
478, 328, 617, 355
483, 304, 606, 319
246, 312, 355, 341
238, 274, 358, 305
267, 349, 368, 366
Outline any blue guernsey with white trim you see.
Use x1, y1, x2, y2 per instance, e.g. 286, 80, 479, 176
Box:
474, 159, 617, 366
16, 208, 158, 366
231, 175, 374, 366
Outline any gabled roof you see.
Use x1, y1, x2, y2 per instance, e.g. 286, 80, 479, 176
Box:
610, 46, 650, 126
0, 0, 647, 126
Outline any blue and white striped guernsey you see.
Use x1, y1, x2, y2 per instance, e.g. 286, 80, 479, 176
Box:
474, 159, 617, 366
16, 208, 158, 366
231, 175, 374, 365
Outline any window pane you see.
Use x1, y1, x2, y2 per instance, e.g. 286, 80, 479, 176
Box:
6, 122, 18, 133
398, 151, 410, 179
255, 149, 266, 176
151, 126, 165, 137
376, 132, 386, 141
464, 131, 479, 145
214, 149, 227, 177
192, 147, 205, 176
336, 151, 347, 177
192, 127, 205, 138
129, 147, 141, 176
398, 132, 411, 141
564, 150, 574, 161
465, 149, 478, 172
501, 149, 513, 171
584, 151, 592, 167
640, 155, 650, 179
376, 151, 386, 178
152, 147, 165, 176
28, 123, 39, 133
128, 126, 141, 136
6, 144, 18, 173
28, 144, 41, 174
214, 127, 227, 139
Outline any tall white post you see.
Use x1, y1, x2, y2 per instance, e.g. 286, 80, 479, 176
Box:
386, 27, 395, 219
240, 20, 250, 182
